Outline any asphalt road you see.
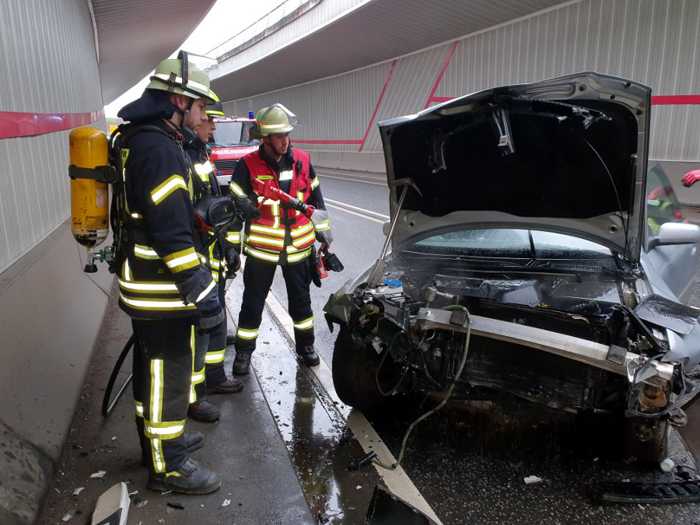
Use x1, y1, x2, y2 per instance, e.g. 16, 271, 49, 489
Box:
265, 169, 700, 525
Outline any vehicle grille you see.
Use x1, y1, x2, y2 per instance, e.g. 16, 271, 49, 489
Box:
214, 159, 238, 177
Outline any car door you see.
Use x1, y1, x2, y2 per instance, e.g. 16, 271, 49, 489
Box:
642, 165, 700, 303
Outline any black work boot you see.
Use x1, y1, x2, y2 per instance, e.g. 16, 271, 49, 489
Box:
297, 346, 320, 367
141, 431, 205, 467
188, 400, 220, 423
147, 458, 221, 495
232, 350, 252, 376
206, 377, 244, 395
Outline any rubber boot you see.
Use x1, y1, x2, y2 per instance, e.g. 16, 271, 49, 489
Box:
188, 400, 221, 423
147, 458, 221, 495
207, 377, 244, 395
232, 350, 252, 376
297, 345, 320, 367
140, 431, 205, 467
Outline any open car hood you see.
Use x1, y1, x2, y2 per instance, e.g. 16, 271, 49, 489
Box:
379, 73, 651, 263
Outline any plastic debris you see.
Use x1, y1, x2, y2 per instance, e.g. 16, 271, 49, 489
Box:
660, 458, 676, 473
524, 475, 543, 485
90, 470, 107, 479
72, 487, 85, 496
222, 498, 231, 507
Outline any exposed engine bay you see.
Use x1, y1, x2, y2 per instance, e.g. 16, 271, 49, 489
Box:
326, 254, 700, 462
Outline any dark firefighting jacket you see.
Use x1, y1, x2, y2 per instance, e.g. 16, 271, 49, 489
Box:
116, 96, 215, 319
183, 130, 241, 281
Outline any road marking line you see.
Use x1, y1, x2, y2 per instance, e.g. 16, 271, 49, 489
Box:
319, 173, 387, 186
325, 198, 389, 220
264, 291, 443, 525
326, 203, 386, 224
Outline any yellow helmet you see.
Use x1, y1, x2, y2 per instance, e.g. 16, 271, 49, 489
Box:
255, 104, 297, 136
147, 51, 219, 103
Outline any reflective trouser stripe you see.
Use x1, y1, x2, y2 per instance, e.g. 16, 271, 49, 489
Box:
236, 327, 259, 340
190, 326, 197, 404
192, 369, 205, 384
206, 349, 225, 364
149, 358, 165, 473
293, 316, 314, 331
144, 420, 186, 439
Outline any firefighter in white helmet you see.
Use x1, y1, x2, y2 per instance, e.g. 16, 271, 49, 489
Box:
229, 104, 333, 375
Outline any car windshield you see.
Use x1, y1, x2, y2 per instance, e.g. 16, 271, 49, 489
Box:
212, 121, 257, 146
409, 228, 611, 259
646, 164, 684, 235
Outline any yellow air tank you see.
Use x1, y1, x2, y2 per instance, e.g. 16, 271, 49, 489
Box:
69, 127, 110, 248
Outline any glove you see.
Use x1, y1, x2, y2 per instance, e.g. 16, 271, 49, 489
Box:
316, 229, 333, 246
175, 267, 224, 332
224, 247, 240, 278
236, 196, 261, 220
682, 170, 700, 187
309, 249, 322, 288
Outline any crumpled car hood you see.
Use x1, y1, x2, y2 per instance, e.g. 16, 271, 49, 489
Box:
378, 72, 651, 263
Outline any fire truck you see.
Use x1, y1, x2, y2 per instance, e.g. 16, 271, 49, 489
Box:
208, 115, 259, 191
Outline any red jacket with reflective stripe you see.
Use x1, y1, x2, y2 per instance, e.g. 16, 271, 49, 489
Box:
242, 149, 316, 255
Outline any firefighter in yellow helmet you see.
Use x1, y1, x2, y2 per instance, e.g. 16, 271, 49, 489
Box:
115, 52, 222, 495
182, 99, 244, 412
229, 104, 333, 376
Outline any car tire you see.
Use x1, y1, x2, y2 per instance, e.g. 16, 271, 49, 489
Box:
332, 326, 395, 414
623, 416, 669, 464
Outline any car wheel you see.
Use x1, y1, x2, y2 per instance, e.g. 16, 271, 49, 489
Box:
623, 416, 669, 464
332, 326, 398, 414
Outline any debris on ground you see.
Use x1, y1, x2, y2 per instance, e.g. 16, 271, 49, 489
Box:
72, 487, 85, 496
524, 475, 543, 485
222, 498, 231, 507
90, 470, 107, 479
133, 496, 148, 508
61, 511, 74, 522
167, 501, 185, 510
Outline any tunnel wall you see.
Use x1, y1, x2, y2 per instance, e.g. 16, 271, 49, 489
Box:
0, 1, 110, 523
224, 0, 700, 205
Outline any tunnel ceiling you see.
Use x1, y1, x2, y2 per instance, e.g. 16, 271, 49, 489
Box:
93, 0, 216, 104
212, 0, 567, 101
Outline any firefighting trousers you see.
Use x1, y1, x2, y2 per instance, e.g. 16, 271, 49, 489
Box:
132, 318, 194, 474
235, 256, 315, 354
204, 280, 228, 386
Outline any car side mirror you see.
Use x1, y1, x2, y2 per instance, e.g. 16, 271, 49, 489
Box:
648, 222, 700, 250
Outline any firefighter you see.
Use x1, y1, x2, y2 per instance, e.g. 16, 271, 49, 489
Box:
182, 101, 243, 413
115, 54, 223, 494
229, 104, 332, 376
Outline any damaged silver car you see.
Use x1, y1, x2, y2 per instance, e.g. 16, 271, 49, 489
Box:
325, 72, 700, 463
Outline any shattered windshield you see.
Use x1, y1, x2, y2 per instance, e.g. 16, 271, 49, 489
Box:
411, 228, 611, 259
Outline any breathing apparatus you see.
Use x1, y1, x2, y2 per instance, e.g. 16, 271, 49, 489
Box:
68, 51, 227, 274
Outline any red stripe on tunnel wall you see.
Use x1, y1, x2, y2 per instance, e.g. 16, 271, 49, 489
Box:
424, 42, 459, 110
428, 94, 700, 107
652, 95, 700, 105
293, 139, 362, 145
0, 110, 103, 139
358, 59, 398, 152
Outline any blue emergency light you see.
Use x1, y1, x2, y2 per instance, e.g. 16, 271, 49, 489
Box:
248, 111, 255, 119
